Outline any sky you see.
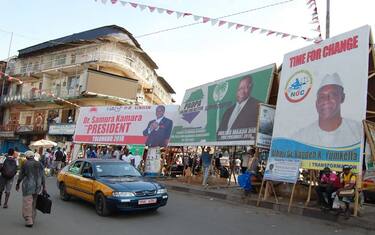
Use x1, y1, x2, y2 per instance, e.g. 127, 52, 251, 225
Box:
0, 0, 374, 103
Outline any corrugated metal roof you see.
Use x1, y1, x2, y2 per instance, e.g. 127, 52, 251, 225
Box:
16, 25, 176, 96
157, 76, 176, 94
18, 25, 158, 69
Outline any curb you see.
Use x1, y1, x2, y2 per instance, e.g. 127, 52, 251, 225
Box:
163, 183, 375, 231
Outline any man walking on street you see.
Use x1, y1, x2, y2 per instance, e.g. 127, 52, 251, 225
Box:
0, 148, 18, 208
54, 147, 64, 175
202, 147, 212, 187
16, 151, 46, 227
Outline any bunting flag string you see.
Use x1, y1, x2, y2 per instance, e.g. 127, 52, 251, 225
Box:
95, 0, 314, 42
0, 71, 80, 107
306, 0, 322, 42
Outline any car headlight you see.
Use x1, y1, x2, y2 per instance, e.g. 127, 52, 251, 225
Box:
157, 188, 167, 194
112, 192, 135, 197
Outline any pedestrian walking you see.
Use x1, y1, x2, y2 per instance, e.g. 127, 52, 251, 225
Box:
16, 151, 46, 228
201, 147, 212, 187
62, 148, 67, 167
0, 148, 18, 208
53, 147, 64, 175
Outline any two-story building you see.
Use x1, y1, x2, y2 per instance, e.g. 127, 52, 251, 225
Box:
0, 25, 175, 153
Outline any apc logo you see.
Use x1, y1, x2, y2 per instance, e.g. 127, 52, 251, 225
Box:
180, 89, 204, 124
284, 70, 313, 103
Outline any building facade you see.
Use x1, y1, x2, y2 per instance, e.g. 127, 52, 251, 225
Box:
0, 25, 175, 153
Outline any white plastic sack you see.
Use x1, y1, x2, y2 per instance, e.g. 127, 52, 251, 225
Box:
332, 195, 341, 209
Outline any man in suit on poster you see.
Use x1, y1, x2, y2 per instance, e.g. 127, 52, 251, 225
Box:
143, 105, 173, 147
218, 76, 260, 134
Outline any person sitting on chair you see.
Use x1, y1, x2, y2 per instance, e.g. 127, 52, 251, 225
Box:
337, 165, 356, 217
315, 167, 340, 209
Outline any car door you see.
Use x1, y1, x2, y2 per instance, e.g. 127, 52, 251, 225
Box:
76, 162, 95, 202
65, 160, 84, 197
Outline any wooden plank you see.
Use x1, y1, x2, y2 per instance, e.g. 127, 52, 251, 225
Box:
263, 181, 270, 200
257, 179, 266, 207
363, 120, 375, 162
288, 183, 297, 213
368, 72, 375, 80
353, 176, 361, 217
270, 183, 279, 204
305, 170, 313, 206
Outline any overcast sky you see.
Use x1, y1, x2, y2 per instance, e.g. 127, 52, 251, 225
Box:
0, 0, 374, 103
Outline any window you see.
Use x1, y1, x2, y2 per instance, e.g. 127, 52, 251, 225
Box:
26, 62, 33, 72
81, 162, 93, 176
20, 62, 27, 74
55, 54, 66, 66
67, 76, 78, 90
95, 162, 141, 177
33, 62, 40, 71
25, 116, 32, 125
68, 161, 83, 175
15, 84, 22, 96
70, 54, 76, 64
45, 56, 53, 69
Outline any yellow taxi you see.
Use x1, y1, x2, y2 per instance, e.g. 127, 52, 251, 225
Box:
57, 159, 168, 216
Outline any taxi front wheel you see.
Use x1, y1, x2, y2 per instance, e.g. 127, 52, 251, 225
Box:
95, 192, 111, 216
60, 183, 71, 201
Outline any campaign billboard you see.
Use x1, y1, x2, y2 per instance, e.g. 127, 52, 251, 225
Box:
264, 158, 301, 183
73, 105, 178, 147
255, 104, 275, 149
170, 64, 276, 146
269, 25, 370, 173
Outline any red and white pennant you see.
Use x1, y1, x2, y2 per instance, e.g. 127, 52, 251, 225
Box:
306, 0, 322, 42
95, 0, 314, 42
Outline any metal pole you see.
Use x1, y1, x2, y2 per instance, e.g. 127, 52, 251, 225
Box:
326, 0, 330, 39
1, 32, 13, 101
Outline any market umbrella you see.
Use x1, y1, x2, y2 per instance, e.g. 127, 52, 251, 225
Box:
29, 139, 57, 148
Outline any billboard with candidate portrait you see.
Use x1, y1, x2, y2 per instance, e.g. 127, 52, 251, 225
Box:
269, 25, 371, 173
170, 64, 276, 146
73, 105, 178, 147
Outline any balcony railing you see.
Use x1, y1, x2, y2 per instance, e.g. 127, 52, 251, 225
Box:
5, 49, 171, 104
6, 49, 155, 83
16, 124, 47, 133
0, 124, 19, 132
0, 88, 81, 105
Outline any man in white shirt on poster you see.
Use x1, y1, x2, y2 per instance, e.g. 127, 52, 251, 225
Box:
293, 73, 362, 147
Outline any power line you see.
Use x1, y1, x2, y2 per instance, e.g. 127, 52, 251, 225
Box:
0, 0, 298, 49
135, 0, 296, 38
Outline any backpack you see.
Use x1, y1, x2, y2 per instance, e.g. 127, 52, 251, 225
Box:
55, 150, 64, 161
1, 157, 17, 179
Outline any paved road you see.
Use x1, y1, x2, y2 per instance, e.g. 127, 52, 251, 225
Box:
0, 178, 371, 235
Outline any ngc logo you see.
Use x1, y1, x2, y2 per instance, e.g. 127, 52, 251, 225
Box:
284, 70, 313, 103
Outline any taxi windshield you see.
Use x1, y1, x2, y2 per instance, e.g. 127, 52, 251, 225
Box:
95, 162, 141, 178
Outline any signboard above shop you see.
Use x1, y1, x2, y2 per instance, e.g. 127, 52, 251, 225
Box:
49, 123, 76, 135
169, 64, 276, 146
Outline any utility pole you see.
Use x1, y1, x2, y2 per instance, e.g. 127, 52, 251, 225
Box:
1, 32, 13, 101
326, 0, 330, 39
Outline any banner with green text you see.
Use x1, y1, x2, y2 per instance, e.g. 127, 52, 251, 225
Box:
170, 64, 276, 146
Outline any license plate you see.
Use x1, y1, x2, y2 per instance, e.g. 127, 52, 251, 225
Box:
138, 198, 157, 205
